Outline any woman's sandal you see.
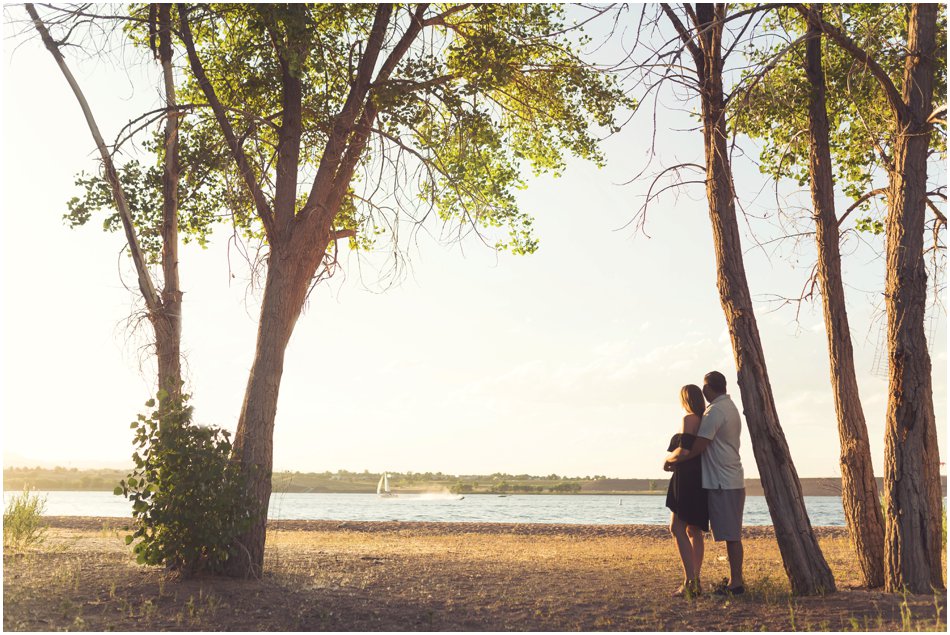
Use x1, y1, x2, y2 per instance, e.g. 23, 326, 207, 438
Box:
672, 580, 703, 598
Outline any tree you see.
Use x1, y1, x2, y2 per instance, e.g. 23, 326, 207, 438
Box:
153, 3, 183, 407
730, 4, 905, 589
799, 2, 946, 595
170, 3, 629, 576
800, 10, 885, 589
653, 3, 836, 595
26, 4, 184, 407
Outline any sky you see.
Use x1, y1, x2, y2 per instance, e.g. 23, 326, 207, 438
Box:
1, 6, 946, 480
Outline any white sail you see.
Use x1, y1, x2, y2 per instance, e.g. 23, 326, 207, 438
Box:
377, 472, 396, 497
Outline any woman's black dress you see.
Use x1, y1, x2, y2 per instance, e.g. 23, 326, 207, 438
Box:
665, 433, 709, 531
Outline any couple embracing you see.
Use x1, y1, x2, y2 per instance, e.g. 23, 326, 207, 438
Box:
663, 371, 745, 598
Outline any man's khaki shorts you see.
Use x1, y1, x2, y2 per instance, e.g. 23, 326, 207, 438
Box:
707, 487, 745, 542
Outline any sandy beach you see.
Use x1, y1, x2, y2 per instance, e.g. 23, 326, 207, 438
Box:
4, 517, 945, 631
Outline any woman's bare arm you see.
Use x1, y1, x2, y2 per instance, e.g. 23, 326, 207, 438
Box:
664, 415, 704, 468
682, 413, 701, 436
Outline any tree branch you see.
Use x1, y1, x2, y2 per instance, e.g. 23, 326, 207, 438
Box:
176, 3, 276, 239
303, 3, 394, 215
925, 198, 947, 225
331, 228, 356, 240
26, 3, 161, 314
725, 32, 809, 108
794, 3, 908, 122
374, 4, 429, 84
837, 187, 888, 227
660, 3, 702, 69
328, 102, 379, 209
260, 10, 304, 237
158, 3, 181, 314
421, 3, 471, 27
928, 103, 947, 126
321, 5, 432, 215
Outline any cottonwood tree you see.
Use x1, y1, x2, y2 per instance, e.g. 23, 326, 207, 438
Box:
797, 2, 946, 594
627, 3, 837, 595
24, 2, 275, 578
733, 4, 946, 591
733, 5, 903, 590
168, 3, 629, 576
26, 3, 187, 407
800, 10, 884, 589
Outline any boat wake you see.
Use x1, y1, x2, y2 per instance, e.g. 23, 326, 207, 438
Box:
415, 491, 465, 501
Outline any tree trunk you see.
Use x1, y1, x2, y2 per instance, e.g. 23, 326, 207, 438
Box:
28, 2, 182, 402
804, 14, 885, 589
156, 3, 183, 405
224, 228, 333, 577
175, 4, 413, 577
694, 3, 835, 596
882, 2, 944, 595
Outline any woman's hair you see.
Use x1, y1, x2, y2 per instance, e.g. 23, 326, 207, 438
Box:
680, 384, 705, 418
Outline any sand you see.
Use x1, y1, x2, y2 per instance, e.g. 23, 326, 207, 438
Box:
3, 517, 946, 631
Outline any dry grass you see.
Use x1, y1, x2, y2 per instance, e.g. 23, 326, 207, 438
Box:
3, 518, 946, 631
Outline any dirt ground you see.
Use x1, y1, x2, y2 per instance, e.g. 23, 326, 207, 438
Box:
4, 517, 946, 631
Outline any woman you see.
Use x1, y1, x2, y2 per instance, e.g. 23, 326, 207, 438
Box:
663, 384, 709, 597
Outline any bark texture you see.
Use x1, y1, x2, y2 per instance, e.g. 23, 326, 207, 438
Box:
803, 15, 885, 589
224, 233, 332, 577
155, 3, 183, 404
881, 3, 944, 594
685, 3, 836, 596
802, 1, 945, 595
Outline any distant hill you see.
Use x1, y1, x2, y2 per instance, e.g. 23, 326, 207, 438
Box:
3, 468, 947, 497
581, 477, 949, 497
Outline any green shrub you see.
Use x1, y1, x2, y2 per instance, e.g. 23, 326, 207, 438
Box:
450, 481, 474, 494
3, 487, 47, 551
117, 393, 258, 577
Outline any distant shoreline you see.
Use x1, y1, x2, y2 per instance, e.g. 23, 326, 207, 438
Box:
40, 515, 852, 538
4, 468, 947, 497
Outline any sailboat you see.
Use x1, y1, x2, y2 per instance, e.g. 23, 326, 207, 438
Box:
377, 472, 397, 498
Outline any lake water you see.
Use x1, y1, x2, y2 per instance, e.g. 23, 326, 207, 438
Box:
4, 491, 852, 526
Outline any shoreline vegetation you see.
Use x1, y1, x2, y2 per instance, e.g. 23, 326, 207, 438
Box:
4, 467, 947, 497
4, 517, 946, 631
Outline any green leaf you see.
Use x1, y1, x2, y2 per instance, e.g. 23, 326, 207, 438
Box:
731, 5, 945, 206
113, 486, 123, 496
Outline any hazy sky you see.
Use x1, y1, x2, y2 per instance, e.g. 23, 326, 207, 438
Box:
2, 7, 946, 479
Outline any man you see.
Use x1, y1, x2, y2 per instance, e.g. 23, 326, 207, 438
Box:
665, 370, 745, 596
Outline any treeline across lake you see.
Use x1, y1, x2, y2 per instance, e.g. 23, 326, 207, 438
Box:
6, 467, 943, 497
1, 468, 602, 494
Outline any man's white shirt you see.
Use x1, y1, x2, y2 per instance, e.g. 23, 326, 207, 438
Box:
697, 394, 745, 490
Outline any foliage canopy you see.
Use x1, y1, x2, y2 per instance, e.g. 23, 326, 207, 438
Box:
732, 4, 947, 230
66, 3, 632, 260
